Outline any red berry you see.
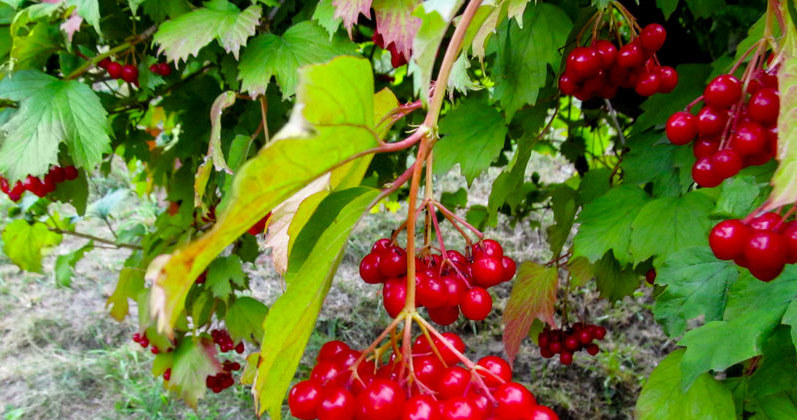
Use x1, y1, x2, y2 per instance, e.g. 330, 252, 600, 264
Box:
748, 88, 779, 125
493, 382, 536, 420
640, 23, 667, 52
559, 351, 574, 365
591, 325, 607, 340
439, 366, 471, 399
711, 149, 743, 179
471, 257, 504, 287
289, 380, 324, 420
64, 165, 79, 180
558, 73, 578, 96
666, 111, 697, 145
428, 305, 459, 326
704, 75, 742, 109
356, 379, 406, 420
617, 43, 644, 68
474, 239, 503, 259
693, 138, 719, 159
382, 278, 407, 318
121, 64, 139, 84
441, 275, 466, 307
49, 165, 66, 183
529, 405, 560, 420
379, 247, 407, 278
566, 47, 601, 80
418, 274, 448, 309
500, 256, 516, 282
656, 66, 678, 93
744, 231, 787, 275
732, 121, 767, 156
412, 355, 444, 390
107, 61, 123, 78
360, 253, 385, 284
98, 58, 111, 69
435, 332, 466, 365
372, 238, 392, 252
439, 397, 480, 420
163, 368, 171, 381
782, 223, 797, 263
157, 62, 172, 76
645, 268, 656, 285
697, 106, 728, 137
476, 355, 512, 388
578, 328, 594, 344
402, 395, 442, 420
749, 212, 783, 232
691, 157, 723, 187
467, 393, 491, 419
149, 64, 159, 73
586, 344, 600, 356
635, 72, 660, 96
317, 387, 356, 420
594, 40, 618, 69
311, 361, 345, 386
318, 340, 350, 363
564, 335, 580, 352
460, 288, 492, 321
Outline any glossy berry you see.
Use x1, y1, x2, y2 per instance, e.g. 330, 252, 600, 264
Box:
529, 405, 560, 420
666, 111, 697, 145
356, 379, 406, 420
439, 397, 479, 420
98, 58, 111, 69
617, 43, 644, 68
107, 61, 123, 78
732, 122, 767, 156
157, 62, 172, 76
64, 165, 79, 180
635, 72, 660, 96
382, 279, 407, 318
493, 382, 536, 420
559, 351, 574, 365
744, 230, 787, 275
379, 247, 407, 278
289, 380, 323, 420
318, 340, 350, 363
438, 366, 472, 399
697, 107, 728, 137
781, 223, 797, 263
692, 157, 723, 188
317, 387, 356, 420
558, 73, 578, 96
121, 65, 138, 83
476, 355, 512, 388
412, 355, 444, 389
471, 257, 504, 287
645, 268, 657, 285
500, 256, 516, 282
460, 287, 492, 321
749, 212, 782, 232
435, 332, 466, 365
402, 395, 441, 420
693, 138, 719, 159
428, 305, 459, 326
566, 47, 601, 79
711, 149, 743, 179
594, 40, 618, 68
748, 88, 779, 125
704, 75, 742, 109
360, 253, 384, 284
656, 66, 678, 93
640, 23, 667, 52
475, 239, 504, 259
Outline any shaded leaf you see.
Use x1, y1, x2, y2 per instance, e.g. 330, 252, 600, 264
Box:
594, 253, 639, 302
54, 241, 93, 287
165, 337, 221, 408
205, 255, 245, 300
226, 296, 268, 343
332, 0, 371, 36
714, 175, 766, 219
503, 261, 558, 365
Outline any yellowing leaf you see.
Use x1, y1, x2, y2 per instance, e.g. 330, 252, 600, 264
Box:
148, 56, 379, 336
503, 261, 558, 365
2, 220, 61, 273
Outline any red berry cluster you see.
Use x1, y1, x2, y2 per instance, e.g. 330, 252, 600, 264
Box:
537, 323, 606, 365
1, 166, 78, 202
132, 332, 173, 355
247, 212, 272, 235
206, 360, 242, 393
211, 329, 245, 354
373, 32, 409, 68
666, 69, 780, 187
148, 62, 172, 76
288, 337, 559, 420
359, 239, 516, 324
559, 24, 676, 101
98, 58, 139, 85
709, 212, 797, 281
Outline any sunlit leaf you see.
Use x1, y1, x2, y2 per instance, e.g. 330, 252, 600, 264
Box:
503, 261, 558, 365
2, 220, 61, 273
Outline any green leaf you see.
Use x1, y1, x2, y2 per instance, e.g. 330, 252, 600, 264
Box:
749, 326, 797, 398
634, 64, 712, 133
636, 349, 736, 420
254, 187, 379, 419
332, 0, 373, 35
503, 261, 558, 365
572, 186, 650, 265
622, 130, 694, 197
629, 192, 714, 265
49, 170, 89, 215
684, 0, 723, 18
783, 299, 797, 351
54, 242, 93, 287
713, 175, 766, 219
656, 0, 679, 19
764, 14, 797, 211
313, 0, 342, 36
238, 21, 356, 98
10, 21, 59, 70
410, 1, 460, 103
653, 246, 739, 337
88, 189, 128, 219
594, 253, 639, 302
0, 71, 111, 181
435, 95, 508, 184
149, 57, 379, 334
154, 0, 262, 63
2, 220, 61, 272
577, 168, 612, 206
107, 252, 145, 321
225, 297, 268, 343
66, 0, 100, 33
166, 337, 221, 408
679, 270, 797, 389
205, 255, 245, 299
491, 3, 571, 120
546, 185, 577, 257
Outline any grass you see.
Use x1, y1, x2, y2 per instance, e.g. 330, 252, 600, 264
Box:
0, 152, 673, 419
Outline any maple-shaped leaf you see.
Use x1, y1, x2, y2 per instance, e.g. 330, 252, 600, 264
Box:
226, 297, 268, 343
332, 0, 371, 36
373, 0, 421, 59
313, 0, 342, 36
503, 261, 558, 365
1, 220, 61, 273
153, 0, 261, 63
0, 70, 111, 181
205, 255, 245, 299
165, 337, 221, 408
238, 21, 357, 98
107, 253, 146, 321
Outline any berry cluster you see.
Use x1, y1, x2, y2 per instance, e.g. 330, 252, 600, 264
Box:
709, 212, 797, 281
559, 23, 676, 101
666, 69, 780, 187
1, 165, 78, 202
148, 62, 172, 76
288, 337, 559, 420
372, 32, 409, 68
211, 329, 245, 354
132, 332, 173, 355
359, 239, 516, 324
537, 323, 606, 365
98, 58, 139, 85
206, 360, 242, 393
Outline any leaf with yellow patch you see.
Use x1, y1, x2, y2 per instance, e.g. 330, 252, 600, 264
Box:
503, 261, 558, 365
165, 337, 221, 408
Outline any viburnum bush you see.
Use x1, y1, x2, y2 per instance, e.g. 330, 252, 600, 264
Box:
1, 0, 796, 418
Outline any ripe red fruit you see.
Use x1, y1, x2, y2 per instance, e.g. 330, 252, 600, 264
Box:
64, 165, 79, 180
163, 368, 171, 381
748, 88, 779, 125
711, 149, 743, 179
559, 351, 574, 365
98, 58, 111, 69
412, 355, 444, 389
402, 395, 442, 420
289, 380, 323, 420
578, 328, 594, 345
645, 268, 656, 285
617, 43, 644, 68
501, 256, 516, 282
23, 175, 46, 197
782, 223, 797, 263
476, 355, 512, 388
428, 305, 460, 326
356, 379, 406, 420
435, 332, 466, 365
529, 405, 560, 420
693, 138, 719, 159
704, 75, 742, 109
474, 239, 504, 259
418, 274, 448, 309
379, 247, 407, 278
566, 47, 601, 80
666, 111, 697, 145
460, 287, 492, 321
49, 165, 66, 183
311, 361, 345, 386
697, 107, 728, 137
107, 62, 123, 78
749, 264, 784, 282
121, 65, 138, 83
586, 344, 600, 356
360, 253, 384, 284
591, 325, 607, 340
640, 23, 667, 52
564, 335, 580, 351
157, 62, 172, 76
439, 397, 480, 420
471, 257, 504, 287
441, 275, 466, 307
318, 340, 350, 363
744, 231, 787, 274
558, 73, 578, 96
549, 339, 562, 354
382, 278, 407, 317
594, 40, 618, 69
493, 382, 536, 420
317, 387, 356, 420
439, 366, 471, 399
372, 238, 392, 252
149, 64, 159, 73
732, 122, 767, 156
656, 66, 678, 93
467, 393, 491, 419
691, 157, 723, 187
749, 212, 782, 232
635, 72, 660, 96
